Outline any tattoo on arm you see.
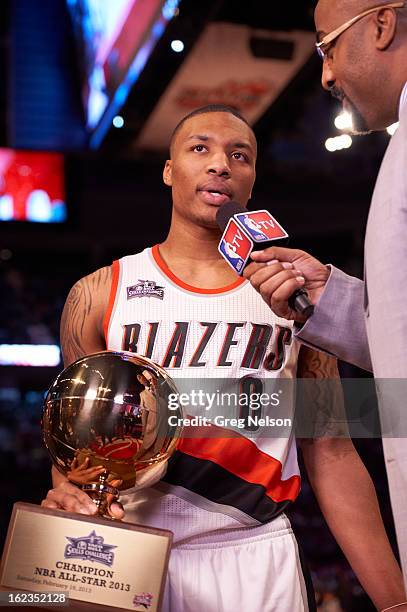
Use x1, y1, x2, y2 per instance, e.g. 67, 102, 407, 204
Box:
60, 280, 88, 365
296, 347, 349, 440
60, 267, 110, 366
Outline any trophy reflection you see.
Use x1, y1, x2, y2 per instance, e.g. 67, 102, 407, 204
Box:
42, 350, 182, 517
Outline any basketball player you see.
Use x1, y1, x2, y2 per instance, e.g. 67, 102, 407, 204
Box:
42, 106, 405, 611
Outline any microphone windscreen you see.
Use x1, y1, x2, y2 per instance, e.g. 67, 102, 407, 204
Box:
215, 201, 248, 231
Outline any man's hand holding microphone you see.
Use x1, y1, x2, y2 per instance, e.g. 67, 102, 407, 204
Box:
243, 246, 330, 323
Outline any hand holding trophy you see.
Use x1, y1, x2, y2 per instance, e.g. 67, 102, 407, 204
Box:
0, 351, 183, 612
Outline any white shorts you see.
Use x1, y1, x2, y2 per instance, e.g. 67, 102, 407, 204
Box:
161, 514, 315, 612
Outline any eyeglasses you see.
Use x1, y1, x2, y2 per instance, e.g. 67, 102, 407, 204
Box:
316, 1, 405, 60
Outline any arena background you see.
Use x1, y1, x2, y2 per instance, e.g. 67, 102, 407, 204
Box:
0, 1, 398, 610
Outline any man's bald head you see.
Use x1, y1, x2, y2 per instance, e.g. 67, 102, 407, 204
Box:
316, 0, 407, 35
316, 0, 407, 15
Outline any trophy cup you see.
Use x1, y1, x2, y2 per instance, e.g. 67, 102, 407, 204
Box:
0, 351, 183, 612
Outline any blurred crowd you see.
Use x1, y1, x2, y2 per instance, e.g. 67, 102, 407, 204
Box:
0, 264, 63, 345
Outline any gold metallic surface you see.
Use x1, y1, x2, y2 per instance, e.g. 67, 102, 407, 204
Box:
42, 351, 182, 511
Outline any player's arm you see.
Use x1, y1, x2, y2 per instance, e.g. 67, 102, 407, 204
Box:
60, 266, 111, 367
42, 266, 124, 518
52, 266, 111, 487
297, 347, 406, 612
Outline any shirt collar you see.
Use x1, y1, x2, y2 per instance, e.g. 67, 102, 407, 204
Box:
399, 82, 407, 117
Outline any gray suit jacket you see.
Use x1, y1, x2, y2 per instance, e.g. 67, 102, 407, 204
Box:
296, 100, 407, 579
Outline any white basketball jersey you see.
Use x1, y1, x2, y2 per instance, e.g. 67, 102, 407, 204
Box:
105, 246, 301, 540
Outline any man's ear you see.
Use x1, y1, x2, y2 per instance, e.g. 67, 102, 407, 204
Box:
374, 7, 398, 50
163, 160, 173, 186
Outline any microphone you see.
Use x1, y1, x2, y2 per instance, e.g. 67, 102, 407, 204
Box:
216, 201, 314, 318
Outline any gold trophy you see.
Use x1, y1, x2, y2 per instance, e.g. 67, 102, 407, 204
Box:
0, 351, 183, 612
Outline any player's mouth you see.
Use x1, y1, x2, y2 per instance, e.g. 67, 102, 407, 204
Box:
197, 183, 232, 206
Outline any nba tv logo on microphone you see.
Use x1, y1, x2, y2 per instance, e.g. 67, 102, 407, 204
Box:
235, 211, 288, 243
218, 218, 253, 274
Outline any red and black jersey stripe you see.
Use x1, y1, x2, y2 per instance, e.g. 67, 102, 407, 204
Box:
162, 432, 300, 523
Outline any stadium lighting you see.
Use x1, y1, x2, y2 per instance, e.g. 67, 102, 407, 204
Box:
113, 115, 125, 128
325, 134, 353, 152
334, 111, 353, 131
0, 344, 60, 367
171, 39, 184, 52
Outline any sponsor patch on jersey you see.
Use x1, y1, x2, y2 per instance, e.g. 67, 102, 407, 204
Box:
127, 280, 164, 300
235, 210, 288, 243
218, 218, 253, 274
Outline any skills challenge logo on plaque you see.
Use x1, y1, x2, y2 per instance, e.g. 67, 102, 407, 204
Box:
133, 592, 153, 609
64, 531, 117, 567
63, 530, 154, 609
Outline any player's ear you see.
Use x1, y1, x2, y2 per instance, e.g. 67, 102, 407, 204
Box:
163, 160, 173, 187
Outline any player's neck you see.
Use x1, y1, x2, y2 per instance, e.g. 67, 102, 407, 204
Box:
159, 227, 239, 289
163, 222, 220, 259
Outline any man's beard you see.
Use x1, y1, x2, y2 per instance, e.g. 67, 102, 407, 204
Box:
330, 86, 372, 135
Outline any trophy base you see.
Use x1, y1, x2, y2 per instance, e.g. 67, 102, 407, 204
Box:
0, 503, 172, 612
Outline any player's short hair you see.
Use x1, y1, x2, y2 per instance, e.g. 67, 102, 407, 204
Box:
169, 104, 254, 156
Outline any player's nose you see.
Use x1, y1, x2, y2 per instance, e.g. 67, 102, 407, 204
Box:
207, 151, 231, 176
